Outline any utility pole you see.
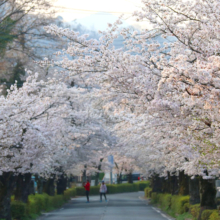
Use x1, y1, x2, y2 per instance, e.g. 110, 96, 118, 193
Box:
108, 155, 114, 184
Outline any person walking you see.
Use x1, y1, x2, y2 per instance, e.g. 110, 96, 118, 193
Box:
100, 180, 107, 202
83, 179, 90, 203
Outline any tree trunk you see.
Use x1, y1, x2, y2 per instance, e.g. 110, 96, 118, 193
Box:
14, 173, 32, 203
57, 174, 67, 195
82, 165, 87, 183
199, 177, 216, 209
127, 172, 133, 184
43, 176, 55, 196
151, 174, 163, 193
170, 174, 179, 195
189, 176, 200, 205
117, 173, 122, 184
198, 177, 217, 220
179, 171, 189, 195
0, 172, 16, 220
162, 174, 171, 194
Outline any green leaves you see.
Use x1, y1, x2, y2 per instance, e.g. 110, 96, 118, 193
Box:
0, 17, 16, 56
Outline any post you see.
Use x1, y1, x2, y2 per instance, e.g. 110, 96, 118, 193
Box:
110, 167, 113, 184
108, 155, 114, 184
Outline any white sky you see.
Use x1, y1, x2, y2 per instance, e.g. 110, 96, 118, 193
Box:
55, 0, 145, 30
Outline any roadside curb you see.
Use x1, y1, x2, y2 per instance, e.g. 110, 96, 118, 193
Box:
138, 196, 175, 220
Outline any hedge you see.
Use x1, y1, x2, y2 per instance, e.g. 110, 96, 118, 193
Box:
134, 181, 150, 191
11, 187, 76, 220
190, 204, 200, 219
75, 181, 149, 196
209, 211, 220, 220
144, 187, 220, 220
170, 195, 190, 215
144, 187, 152, 198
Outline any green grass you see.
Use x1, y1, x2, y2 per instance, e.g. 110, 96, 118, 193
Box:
176, 212, 194, 220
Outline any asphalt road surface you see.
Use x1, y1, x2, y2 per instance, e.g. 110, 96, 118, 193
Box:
38, 192, 173, 220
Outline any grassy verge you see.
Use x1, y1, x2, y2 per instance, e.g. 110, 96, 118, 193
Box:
144, 187, 220, 220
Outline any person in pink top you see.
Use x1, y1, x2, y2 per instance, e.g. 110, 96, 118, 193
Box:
100, 180, 107, 202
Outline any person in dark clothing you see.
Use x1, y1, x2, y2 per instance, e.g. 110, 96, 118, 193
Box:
83, 180, 90, 203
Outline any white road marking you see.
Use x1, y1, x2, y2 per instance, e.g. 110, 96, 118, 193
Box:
138, 196, 173, 220
151, 207, 173, 220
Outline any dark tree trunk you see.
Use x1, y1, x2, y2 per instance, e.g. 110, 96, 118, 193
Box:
151, 175, 163, 193
162, 172, 178, 194
14, 173, 32, 203
199, 177, 216, 209
179, 171, 189, 195
162, 174, 171, 194
82, 165, 87, 183
127, 172, 133, 184
43, 176, 55, 196
57, 174, 67, 195
198, 177, 217, 220
189, 176, 200, 205
0, 172, 16, 220
35, 175, 43, 194
117, 173, 122, 184
170, 174, 179, 195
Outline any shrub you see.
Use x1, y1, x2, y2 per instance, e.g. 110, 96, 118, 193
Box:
190, 204, 200, 219
209, 211, 220, 220
171, 195, 190, 215
176, 212, 194, 220
90, 186, 100, 195
201, 210, 215, 220
64, 188, 76, 201
134, 181, 150, 191
159, 194, 172, 211
11, 201, 26, 219
75, 182, 149, 197
75, 187, 85, 196
144, 187, 152, 198
11, 187, 77, 219
151, 192, 159, 204
183, 202, 190, 213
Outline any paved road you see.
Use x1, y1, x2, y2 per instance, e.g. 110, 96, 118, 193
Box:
38, 192, 173, 220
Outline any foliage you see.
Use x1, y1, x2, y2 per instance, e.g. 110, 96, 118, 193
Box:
190, 204, 201, 219
134, 181, 150, 191
11, 187, 76, 219
170, 195, 190, 215
151, 192, 159, 204
145, 187, 202, 219
201, 210, 216, 220
11, 201, 26, 219
144, 187, 152, 198
158, 194, 172, 212
209, 211, 220, 220
99, 173, 105, 180
0, 17, 16, 56
75, 181, 149, 196
176, 212, 194, 220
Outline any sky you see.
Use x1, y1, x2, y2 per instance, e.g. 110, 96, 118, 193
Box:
55, 0, 145, 30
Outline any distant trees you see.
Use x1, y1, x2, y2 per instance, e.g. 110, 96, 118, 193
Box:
0, 0, 61, 92
0, 0, 55, 55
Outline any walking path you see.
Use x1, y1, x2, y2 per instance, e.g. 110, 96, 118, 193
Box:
38, 192, 174, 220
